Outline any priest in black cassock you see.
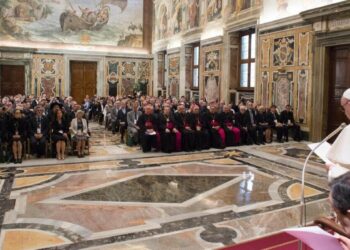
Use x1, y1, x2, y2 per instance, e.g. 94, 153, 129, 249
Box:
159, 105, 181, 153
190, 105, 210, 150
137, 104, 160, 152
220, 105, 240, 146
236, 105, 252, 145
207, 104, 225, 149
175, 103, 195, 151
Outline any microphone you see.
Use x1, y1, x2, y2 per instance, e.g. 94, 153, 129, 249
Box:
300, 122, 347, 227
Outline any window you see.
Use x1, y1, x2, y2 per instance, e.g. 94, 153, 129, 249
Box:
239, 30, 256, 88
192, 44, 200, 89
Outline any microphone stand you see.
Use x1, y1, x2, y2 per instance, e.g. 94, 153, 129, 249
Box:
300, 123, 346, 227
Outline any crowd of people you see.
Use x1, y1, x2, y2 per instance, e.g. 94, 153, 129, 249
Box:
0, 93, 302, 163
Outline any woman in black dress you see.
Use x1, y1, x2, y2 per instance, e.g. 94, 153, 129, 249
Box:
9, 109, 27, 163
51, 109, 69, 160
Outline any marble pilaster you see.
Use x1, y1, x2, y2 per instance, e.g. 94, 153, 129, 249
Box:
152, 52, 159, 97
179, 45, 187, 98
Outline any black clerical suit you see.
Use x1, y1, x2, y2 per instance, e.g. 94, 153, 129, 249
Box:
190, 112, 210, 150
207, 111, 225, 149
158, 113, 177, 153
220, 111, 236, 147
174, 111, 195, 151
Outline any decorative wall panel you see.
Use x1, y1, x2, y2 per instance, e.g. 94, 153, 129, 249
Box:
261, 38, 270, 68
299, 32, 310, 66
297, 69, 308, 122
261, 71, 269, 107
157, 53, 165, 88
168, 53, 180, 98
272, 71, 294, 112
201, 44, 222, 103
257, 26, 313, 130
273, 36, 295, 67
31, 54, 64, 97
105, 58, 152, 97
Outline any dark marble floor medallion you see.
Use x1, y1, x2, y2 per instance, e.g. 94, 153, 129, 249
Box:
65, 175, 236, 203
200, 225, 237, 245
285, 148, 324, 164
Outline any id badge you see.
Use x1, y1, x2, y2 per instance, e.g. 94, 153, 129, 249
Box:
37, 128, 41, 134
59, 130, 63, 134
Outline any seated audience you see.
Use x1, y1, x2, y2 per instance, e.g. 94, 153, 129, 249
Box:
110, 100, 120, 133
220, 104, 240, 146
51, 109, 69, 160
70, 110, 89, 158
245, 101, 258, 145
9, 108, 27, 163
159, 105, 180, 153
117, 101, 129, 143
190, 104, 210, 150
207, 104, 225, 149
127, 101, 142, 145
29, 105, 48, 158
268, 105, 283, 143
280, 104, 302, 142
175, 103, 195, 151
137, 104, 159, 152
256, 105, 270, 145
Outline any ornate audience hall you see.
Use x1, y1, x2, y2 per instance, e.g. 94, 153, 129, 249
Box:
0, 0, 350, 249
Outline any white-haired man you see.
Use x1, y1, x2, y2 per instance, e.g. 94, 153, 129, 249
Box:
327, 88, 350, 180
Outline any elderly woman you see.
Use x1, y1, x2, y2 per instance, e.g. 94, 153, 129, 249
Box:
70, 110, 89, 158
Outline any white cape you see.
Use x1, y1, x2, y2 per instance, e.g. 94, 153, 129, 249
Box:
327, 124, 350, 180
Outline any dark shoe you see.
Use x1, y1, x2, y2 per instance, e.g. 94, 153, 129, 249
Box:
19, 158, 22, 164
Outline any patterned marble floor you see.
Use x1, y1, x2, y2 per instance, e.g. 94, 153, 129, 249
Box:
0, 124, 331, 250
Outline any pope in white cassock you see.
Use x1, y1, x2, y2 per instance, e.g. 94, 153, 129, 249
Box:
327, 88, 350, 180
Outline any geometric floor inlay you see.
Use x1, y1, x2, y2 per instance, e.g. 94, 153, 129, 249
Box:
0, 123, 332, 250
65, 175, 236, 203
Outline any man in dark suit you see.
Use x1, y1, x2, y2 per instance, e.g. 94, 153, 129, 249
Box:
245, 102, 258, 145
127, 101, 142, 145
117, 101, 130, 143
267, 105, 283, 143
29, 105, 49, 158
280, 104, 301, 142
